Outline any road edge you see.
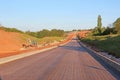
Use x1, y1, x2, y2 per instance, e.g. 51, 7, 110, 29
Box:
0, 39, 70, 65
78, 41, 120, 73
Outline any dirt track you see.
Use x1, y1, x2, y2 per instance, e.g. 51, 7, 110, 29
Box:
0, 39, 118, 80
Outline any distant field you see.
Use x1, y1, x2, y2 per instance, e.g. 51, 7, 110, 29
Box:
80, 34, 120, 58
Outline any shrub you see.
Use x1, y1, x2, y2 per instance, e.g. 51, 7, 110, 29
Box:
0, 26, 23, 33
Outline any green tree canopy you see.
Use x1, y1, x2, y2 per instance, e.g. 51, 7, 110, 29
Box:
93, 15, 103, 35
97, 15, 102, 28
26, 29, 65, 38
114, 17, 120, 34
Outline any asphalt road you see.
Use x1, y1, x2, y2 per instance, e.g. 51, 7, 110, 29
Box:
0, 39, 119, 80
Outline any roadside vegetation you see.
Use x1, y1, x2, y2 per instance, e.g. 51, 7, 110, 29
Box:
20, 33, 65, 47
0, 25, 66, 49
22, 29, 66, 47
79, 15, 120, 58
80, 34, 120, 58
0, 26, 23, 33
25, 29, 65, 38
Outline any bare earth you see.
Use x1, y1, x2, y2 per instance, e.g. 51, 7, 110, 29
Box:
0, 39, 117, 80
0, 30, 22, 53
0, 30, 74, 58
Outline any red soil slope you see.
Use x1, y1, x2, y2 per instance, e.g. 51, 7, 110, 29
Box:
0, 30, 75, 58
0, 30, 22, 53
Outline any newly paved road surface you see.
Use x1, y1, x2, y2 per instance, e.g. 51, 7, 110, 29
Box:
0, 39, 118, 80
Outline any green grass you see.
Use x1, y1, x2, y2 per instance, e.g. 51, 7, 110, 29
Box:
38, 37, 65, 44
80, 34, 120, 58
20, 33, 65, 45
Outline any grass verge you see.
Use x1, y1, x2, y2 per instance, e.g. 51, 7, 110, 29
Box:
80, 34, 120, 58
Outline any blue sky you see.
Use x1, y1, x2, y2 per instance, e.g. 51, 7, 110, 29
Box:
0, 0, 120, 31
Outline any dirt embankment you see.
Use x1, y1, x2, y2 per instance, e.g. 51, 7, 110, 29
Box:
78, 30, 91, 38
0, 30, 22, 53
0, 30, 75, 58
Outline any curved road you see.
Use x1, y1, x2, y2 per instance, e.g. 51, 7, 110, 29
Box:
0, 39, 118, 80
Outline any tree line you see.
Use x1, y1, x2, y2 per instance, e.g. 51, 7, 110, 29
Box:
92, 15, 120, 35
0, 26, 65, 38
25, 29, 65, 38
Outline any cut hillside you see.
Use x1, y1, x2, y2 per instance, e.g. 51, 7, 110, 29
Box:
0, 27, 71, 58
0, 30, 22, 53
0, 29, 38, 53
0, 28, 66, 54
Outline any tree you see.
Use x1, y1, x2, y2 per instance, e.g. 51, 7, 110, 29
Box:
37, 29, 50, 38
97, 15, 102, 29
51, 29, 64, 37
93, 15, 103, 35
25, 29, 65, 38
97, 15, 102, 34
25, 31, 37, 37
102, 27, 115, 35
113, 17, 120, 34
